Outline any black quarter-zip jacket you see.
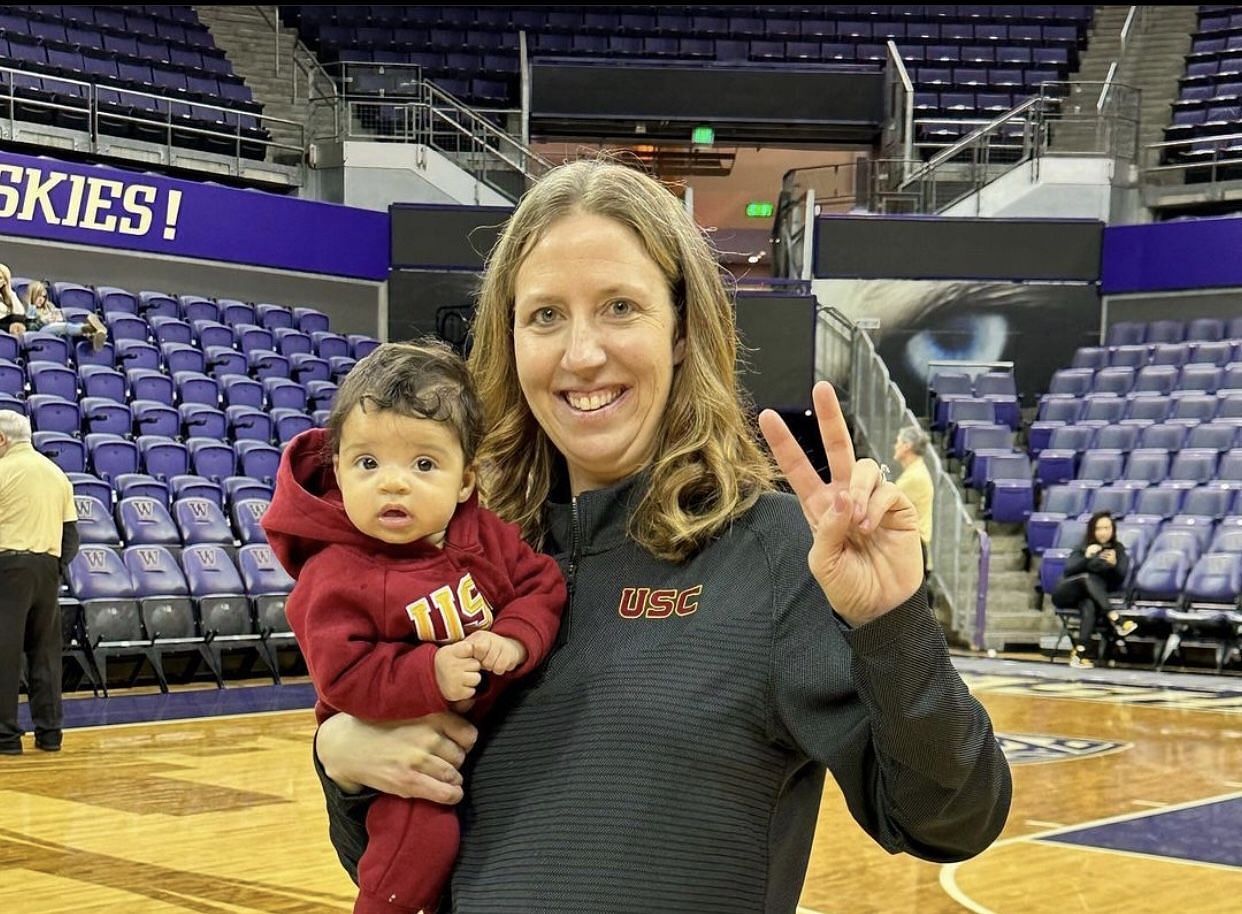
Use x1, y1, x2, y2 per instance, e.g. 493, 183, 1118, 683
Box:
318, 474, 1012, 913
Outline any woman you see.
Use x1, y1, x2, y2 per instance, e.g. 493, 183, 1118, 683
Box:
22, 281, 108, 352
313, 160, 1011, 913
1052, 510, 1135, 669
0, 263, 24, 334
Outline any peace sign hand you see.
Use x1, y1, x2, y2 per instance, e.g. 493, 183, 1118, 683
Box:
758, 381, 925, 627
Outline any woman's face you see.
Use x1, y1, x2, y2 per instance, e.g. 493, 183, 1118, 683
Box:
512, 211, 685, 495
1093, 517, 1114, 544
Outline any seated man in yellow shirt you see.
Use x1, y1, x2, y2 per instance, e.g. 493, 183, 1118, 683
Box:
893, 426, 933, 575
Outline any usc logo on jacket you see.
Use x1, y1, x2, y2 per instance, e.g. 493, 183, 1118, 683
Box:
617, 585, 702, 620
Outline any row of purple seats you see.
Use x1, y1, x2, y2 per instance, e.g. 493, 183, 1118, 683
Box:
1061, 448, 1227, 489
1072, 339, 1242, 370
1041, 420, 1242, 462
74, 493, 269, 549
19, 393, 318, 445
288, 6, 1094, 29
1104, 318, 1241, 346
1, 6, 214, 50
32, 431, 280, 484
68, 469, 271, 511
96, 315, 355, 363
1045, 363, 1242, 399
1029, 484, 1242, 556
1030, 393, 1242, 453
65, 541, 294, 690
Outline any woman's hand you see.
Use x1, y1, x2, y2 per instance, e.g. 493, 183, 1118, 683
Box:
315, 711, 478, 804
759, 381, 924, 627
1100, 549, 1116, 566
1085, 543, 1103, 558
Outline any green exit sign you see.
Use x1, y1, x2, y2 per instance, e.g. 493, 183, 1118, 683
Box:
691, 125, 714, 145
746, 202, 775, 218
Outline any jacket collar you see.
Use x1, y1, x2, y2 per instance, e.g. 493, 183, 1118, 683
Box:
545, 470, 649, 557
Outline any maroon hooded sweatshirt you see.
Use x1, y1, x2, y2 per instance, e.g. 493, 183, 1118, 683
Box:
261, 428, 566, 725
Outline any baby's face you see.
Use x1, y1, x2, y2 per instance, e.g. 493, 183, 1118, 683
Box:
333, 405, 474, 546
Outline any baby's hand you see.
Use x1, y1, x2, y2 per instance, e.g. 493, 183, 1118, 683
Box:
434, 640, 482, 702
465, 630, 528, 675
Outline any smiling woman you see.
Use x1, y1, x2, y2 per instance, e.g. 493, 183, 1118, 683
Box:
311, 159, 1011, 914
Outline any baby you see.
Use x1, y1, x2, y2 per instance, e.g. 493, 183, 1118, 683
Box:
263, 339, 566, 914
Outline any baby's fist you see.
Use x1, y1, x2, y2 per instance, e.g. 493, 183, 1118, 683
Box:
434, 640, 482, 702
465, 630, 527, 675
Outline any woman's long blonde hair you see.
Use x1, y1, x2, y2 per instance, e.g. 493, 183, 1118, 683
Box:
468, 159, 775, 563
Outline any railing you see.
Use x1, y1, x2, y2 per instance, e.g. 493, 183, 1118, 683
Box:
772, 161, 863, 279
307, 62, 550, 201
0, 63, 304, 173
817, 307, 989, 649
256, 5, 337, 106
867, 80, 1140, 214
1144, 133, 1242, 186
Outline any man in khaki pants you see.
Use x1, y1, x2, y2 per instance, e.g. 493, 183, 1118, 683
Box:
0, 411, 78, 755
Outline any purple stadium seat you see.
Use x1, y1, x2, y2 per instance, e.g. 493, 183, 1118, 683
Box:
272, 409, 314, 445
137, 436, 190, 482
1210, 527, 1242, 553
33, 432, 85, 473
194, 321, 236, 350
65, 545, 165, 693
117, 496, 181, 548
138, 291, 179, 320
50, 282, 97, 310
0, 332, 18, 363
171, 475, 225, 509
162, 343, 207, 376
226, 405, 273, 442
1071, 347, 1108, 370
1109, 344, 1149, 369
1132, 487, 1184, 521
235, 324, 274, 356
1131, 366, 1178, 398
1139, 423, 1189, 451
1170, 394, 1219, 425
1028, 485, 1092, 556
263, 378, 307, 411
1045, 368, 1094, 398
205, 347, 249, 379
290, 353, 331, 384
235, 441, 280, 483
97, 287, 139, 315
177, 403, 226, 440
1149, 342, 1191, 367
1093, 425, 1140, 451
1035, 426, 1093, 487
273, 327, 313, 357
173, 497, 234, 547
222, 376, 265, 409
23, 333, 71, 364
1147, 320, 1187, 344
1178, 364, 1223, 394
237, 542, 295, 614
255, 304, 294, 331
1192, 341, 1232, 366
81, 397, 132, 435
1089, 485, 1136, 518
131, 400, 180, 438
28, 362, 78, 400
249, 350, 290, 380
1077, 449, 1126, 486
27, 394, 80, 435
68, 472, 112, 509
329, 357, 357, 381
115, 340, 161, 372
1169, 449, 1220, 487
105, 313, 150, 343
1124, 449, 1171, 486
1187, 423, 1239, 452
149, 316, 194, 346
983, 454, 1034, 523
218, 300, 255, 327
187, 438, 237, 482
179, 296, 220, 324
1120, 396, 1171, 428
174, 371, 221, 408
311, 332, 350, 361
127, 369, 174, 405
1219, 396, 1242, 424
1105, 322, 1146, 347
181, 544, 272, 682
349, 335, 379, 359
294, 308, 330, 335
1078, 395, 1127, 427
113, 468, 169, 502
73, 494, 121, 546
84, 433, 138, 483
306, 381, 338, 413
225, 476, 272, 507
1132, 550, 1193, 604
1181, 487, 1235, 520
123, 543, 220, 685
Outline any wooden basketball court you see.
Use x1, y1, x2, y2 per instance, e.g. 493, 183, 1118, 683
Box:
3, 659, 1241, 913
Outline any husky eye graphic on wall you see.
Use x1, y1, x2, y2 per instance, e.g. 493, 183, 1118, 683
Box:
818, 278, 1100, 410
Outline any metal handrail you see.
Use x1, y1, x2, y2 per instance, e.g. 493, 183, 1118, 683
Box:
423, 81, 554, 179
1098, 6, 1140, 112
255, 5, 338, 104
901, 95, 1042, 189
886, 40, 915, 177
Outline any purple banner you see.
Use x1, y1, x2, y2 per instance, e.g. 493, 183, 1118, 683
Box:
1103, 218, 1242, 295
0, 150, 388, 280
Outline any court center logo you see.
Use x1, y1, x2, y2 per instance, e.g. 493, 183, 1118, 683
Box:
997, 734, 1130, 765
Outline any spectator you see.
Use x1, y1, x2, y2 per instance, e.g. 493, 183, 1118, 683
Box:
0, 410, 79, 755
893, 425, 934, 574
23, 281, 108, 352
311, 159, 1011, 912
1051, 510, 1136, 669
0, 264, 24, 334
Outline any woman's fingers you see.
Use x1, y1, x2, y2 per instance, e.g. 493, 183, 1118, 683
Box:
758, 408, 822, 514
813, 382, 856, 487
390, 770, 465, 805
849, 458, 885, 527
861, 482, 909, 535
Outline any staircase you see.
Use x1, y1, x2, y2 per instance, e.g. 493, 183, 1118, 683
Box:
195, 6, 319, 165
1066, 5, 1197, 160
